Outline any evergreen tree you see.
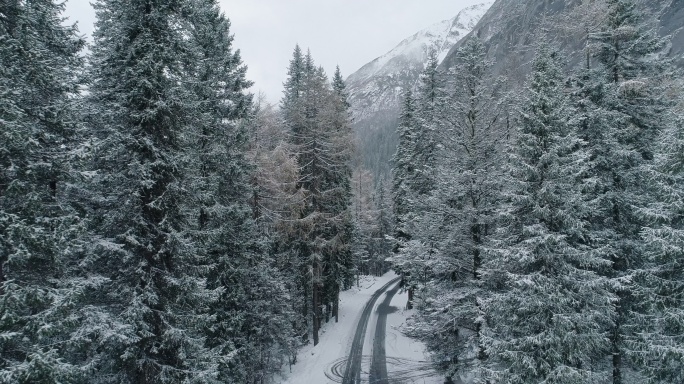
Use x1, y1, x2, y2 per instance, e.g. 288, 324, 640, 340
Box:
351, 168, 377, 277
332, 65, 351, 111
183, 1, 294, 381
0, 1, 86, 381
392, 52, 452, 315
281, 48, 353, 345
82, 0, 215, 381
392, 89, 417, 245
406, 37, 508, 381
325, 64, 354, 318
482, 46, 613, 384
372, 180, 393, 275
412, 50, 442, 196
391, 89, 424, 308
577, 1, 669, 381
639, 110, 684, 383
278, 46, 312, 345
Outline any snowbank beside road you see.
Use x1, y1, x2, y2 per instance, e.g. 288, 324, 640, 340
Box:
385, 289, 443, 383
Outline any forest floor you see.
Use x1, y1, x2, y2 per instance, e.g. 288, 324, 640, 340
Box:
278, 271, 443, 384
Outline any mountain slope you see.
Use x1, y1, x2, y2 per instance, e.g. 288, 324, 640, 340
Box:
346, 2, 493, 179
440, 0, 684, 82
347, 2, 492, 123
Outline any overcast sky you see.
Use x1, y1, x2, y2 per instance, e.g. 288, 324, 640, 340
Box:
63, 0, 484, 103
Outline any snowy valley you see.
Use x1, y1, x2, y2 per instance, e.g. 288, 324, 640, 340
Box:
2, 0, 684, 383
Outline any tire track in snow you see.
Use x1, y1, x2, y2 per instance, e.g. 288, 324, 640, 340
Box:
368, 282, 401, 384
342, 277, 401, 384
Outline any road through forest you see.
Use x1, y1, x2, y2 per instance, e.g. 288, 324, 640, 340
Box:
341, 277, 401, 384
368, 281, 401, 384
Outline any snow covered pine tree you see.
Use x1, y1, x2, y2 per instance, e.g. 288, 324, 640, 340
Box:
483, 45, 613, 384
0, 1, 85, 381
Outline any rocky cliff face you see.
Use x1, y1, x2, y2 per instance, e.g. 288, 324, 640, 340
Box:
660, 0, 684, 67
440, 0, 684, 80
346, 2, 492, 125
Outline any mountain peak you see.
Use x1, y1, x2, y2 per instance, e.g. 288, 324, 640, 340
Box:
346, 2, 493, 122
346, 2, 494, 180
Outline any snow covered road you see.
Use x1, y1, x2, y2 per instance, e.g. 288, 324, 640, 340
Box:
367, 280, 401, 384
342, 277, 401, 384
278, 272, 442, 383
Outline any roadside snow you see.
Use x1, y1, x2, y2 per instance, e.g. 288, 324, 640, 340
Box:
384, 289, 443, 383
278, 272, 399, 384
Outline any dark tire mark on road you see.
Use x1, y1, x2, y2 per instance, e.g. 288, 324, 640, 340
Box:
369, 282, 401, 384
342, 277, 401, 384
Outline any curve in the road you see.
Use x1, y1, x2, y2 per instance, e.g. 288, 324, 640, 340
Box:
342, 277, 401, 384
368, 282, 401, 384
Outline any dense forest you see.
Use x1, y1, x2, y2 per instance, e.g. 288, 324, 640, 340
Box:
1, 0, 682, 383
0, 0, 392, 382
393, 1, 684, 383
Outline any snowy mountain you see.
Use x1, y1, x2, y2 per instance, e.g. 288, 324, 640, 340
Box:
346, 2, 493, 179
347, 2, 492, 123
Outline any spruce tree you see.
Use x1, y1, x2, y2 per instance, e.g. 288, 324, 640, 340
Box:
390, 89, 422, 308
281, 48, 353, 345
82, 0, 215, 381
0, 1, 85, 381
406, 37, 508, 381
278, 45, 312, 345
639, 111, 684, 383
577, 1, 669, 381
351, 168, 376, 277
412, 50, 442, 196
372, 180, 393, 275
482, 46, 613, 384
325, 65, 354, 318
392, 89, 417, 246
184, 1, 294, 381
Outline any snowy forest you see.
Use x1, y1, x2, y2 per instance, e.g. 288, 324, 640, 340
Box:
1, 0, 683, 383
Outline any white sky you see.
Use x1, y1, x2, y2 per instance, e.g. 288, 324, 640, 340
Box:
63, 0, 483, 104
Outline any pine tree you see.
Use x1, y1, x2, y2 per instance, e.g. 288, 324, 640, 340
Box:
81, 0, 216, 381
390, 89, 424, 308
482, 45, 613, 384
372, 180, 393, 275
577, 1, 669, 381
392, 89, 417, 245
183, 1, 294, 381
639, 110, 684, 383
413, 49, 441, 197
0, 1, 86, 381
405, 37, 508, 381
325, 64, 354, 318
351, 168, 377, 276
281, 48, 354, 345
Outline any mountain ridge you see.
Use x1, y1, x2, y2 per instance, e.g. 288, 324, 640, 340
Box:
346, 2, 494, 179
346, 2, 493, 124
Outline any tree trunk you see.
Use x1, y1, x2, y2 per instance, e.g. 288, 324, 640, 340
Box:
612, 301, 623, 384
334, 284, 339, 323
472, 223, 482, 280
407, 287, 414, 310
312, 282, 320, 346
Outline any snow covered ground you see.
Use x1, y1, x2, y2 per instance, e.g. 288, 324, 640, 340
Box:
277, 271, 442, 384
385, 289, 443, 384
